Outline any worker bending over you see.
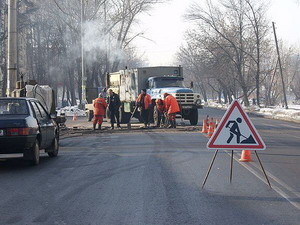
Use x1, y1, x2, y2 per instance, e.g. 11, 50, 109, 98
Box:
155, 98, 166, 127
164, 93, 180, 128
93, 93, 107, 130
136, 89, 152, 128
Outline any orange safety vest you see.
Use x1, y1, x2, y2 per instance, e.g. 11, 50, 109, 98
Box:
155, 99, 165, 112
136, 94, 152, 110
93, 97, 107, 116
165, 95, 180, 114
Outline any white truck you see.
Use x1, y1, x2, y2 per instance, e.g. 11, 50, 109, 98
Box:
106, 66, 202, 125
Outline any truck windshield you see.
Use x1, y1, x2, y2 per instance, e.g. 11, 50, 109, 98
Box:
153, 79, 183, 88
0, 99, 29, 115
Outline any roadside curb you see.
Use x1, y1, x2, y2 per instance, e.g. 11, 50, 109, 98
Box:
205, 105, 300, 124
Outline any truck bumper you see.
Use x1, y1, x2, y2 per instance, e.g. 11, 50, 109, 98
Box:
180, 105, 202, 110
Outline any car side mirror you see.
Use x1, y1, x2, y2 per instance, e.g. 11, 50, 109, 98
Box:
190, 81, 194, 89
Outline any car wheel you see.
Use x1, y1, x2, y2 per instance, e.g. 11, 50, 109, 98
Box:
47, 136, 59, 158
30, 140, 40, 165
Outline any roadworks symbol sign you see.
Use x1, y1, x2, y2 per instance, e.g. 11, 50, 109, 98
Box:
207, 100, 266, 150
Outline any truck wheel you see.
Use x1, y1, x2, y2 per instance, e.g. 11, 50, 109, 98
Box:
189, 108, 199, 125
87, 110, 93, 121
120, 110, 131, 124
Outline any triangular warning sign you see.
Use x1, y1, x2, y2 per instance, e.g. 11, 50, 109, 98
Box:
207, 100, 266, 150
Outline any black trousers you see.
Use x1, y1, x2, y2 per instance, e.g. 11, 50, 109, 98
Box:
157, 111, 165, 127
140, 109, 149, 125
109, 109, 120, 127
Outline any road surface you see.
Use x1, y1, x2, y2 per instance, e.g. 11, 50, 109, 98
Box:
0, 107, 299, 225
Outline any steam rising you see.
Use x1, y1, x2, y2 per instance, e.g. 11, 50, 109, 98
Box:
82, 20, 125, 66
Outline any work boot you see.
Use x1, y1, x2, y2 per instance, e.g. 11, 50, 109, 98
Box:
98, 124, 101, 130
93, 124, 96, 130
111, 123, 114, 130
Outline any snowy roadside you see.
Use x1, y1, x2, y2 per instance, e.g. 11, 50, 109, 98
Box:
205, 100, 300, 123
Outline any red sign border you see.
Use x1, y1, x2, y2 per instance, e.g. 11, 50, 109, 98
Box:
207, 100, 266, 150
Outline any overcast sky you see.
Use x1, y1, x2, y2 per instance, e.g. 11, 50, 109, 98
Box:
134, 0, 300, 66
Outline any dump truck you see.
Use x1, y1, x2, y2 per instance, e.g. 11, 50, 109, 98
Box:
106, 66, 202, 125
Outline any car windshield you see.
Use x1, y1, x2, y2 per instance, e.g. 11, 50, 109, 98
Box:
0, 99, 29, 115
153, 78, 184, 88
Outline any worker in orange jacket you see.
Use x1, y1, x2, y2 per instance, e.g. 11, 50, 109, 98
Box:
155, 98, 166, 127
164, 93, 180, 128
136, 89, 152, 128
93, 93, 107, 130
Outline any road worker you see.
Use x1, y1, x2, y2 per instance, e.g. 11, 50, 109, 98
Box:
155, 98, 166, 127
107, 89, 121, 129
136, 89, 152, 128
93, 93, 107, 130
164, 93, 180, 128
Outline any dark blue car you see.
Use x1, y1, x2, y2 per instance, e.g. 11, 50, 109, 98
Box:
0, 97, 59, 165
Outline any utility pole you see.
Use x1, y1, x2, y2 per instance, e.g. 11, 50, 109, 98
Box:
272, 22, 288, 109
7, 0, 18, 96
81, 0, 87, 104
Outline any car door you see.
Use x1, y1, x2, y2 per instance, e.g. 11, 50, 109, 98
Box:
35, 102, 55, 148
30, 101, 48, 149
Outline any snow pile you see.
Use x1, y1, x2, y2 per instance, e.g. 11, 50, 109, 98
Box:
257, 107, 300, 122
206, 100, 300, 123
57, 106, 86, 117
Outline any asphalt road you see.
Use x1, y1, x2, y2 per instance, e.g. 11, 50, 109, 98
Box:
0, 107, 300, 225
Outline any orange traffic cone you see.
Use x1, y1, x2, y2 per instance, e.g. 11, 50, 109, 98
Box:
207, 120, 215, 138
239, 150, 252, 162
73, 112, 78, 121
201, 118, 209, 133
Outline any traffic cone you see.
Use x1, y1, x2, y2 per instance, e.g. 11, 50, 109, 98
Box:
239, 150, 252, 162
73, 112, 78, 121
207, 120, 215, 138
215, 119, 219, 128
201, 118, 209, 133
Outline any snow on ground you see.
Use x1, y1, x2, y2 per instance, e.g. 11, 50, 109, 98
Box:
206, 100, 300, 123
56, 106, 86, 117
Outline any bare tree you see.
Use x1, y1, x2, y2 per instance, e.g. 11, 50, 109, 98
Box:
181, 0, 271, 106
0, 0, 164, 104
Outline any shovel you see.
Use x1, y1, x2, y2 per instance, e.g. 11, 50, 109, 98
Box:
127, 105, 138, 129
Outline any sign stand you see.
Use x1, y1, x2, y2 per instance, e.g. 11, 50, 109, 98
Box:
230, 150, 233, 183
202, 99, 272, 189
202, 150, 272, 188
202, 150, 218, 188
254, 151, 272, 187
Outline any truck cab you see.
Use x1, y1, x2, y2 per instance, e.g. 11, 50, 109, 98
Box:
146, 76, 202, 125
106, 66, 202, 126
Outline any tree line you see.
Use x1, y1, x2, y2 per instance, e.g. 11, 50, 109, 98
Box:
0, 0, 165, 105
177, 0, 300, 107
